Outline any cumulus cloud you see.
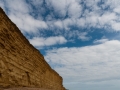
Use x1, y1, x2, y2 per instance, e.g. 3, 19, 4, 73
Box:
93, 38, 109, 44
1, 0, 120, 40
4, 0, 30, 13
45, 40, 120, 83
44, 0, 120, 32
111, 22, 120, 31
78, 32, 91, 41
2, 0, 48, 33
67, 1, 82, 18
46, 0, 67, 18
54, 20, 64, 29
67, 0, 120, 31
9, 13, 48, 33
114, 6, 120, 14
29, 36, 67, 47
28, 0, 43, 6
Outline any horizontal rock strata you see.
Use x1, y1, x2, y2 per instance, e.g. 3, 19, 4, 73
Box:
0, 7, 65, 90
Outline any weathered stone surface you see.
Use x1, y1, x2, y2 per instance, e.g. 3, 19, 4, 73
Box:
0, 7, 65, 90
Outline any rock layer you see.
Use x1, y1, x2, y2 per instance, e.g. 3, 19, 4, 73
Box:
0, 7, 65, 90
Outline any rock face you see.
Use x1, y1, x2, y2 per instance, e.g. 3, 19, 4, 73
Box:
0, 7, 65, 90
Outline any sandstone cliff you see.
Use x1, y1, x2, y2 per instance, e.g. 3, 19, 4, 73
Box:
0, 7, 65, 90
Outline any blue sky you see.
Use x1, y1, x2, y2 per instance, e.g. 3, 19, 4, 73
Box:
1, 0, 120, 90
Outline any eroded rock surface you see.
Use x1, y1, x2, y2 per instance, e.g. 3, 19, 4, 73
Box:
0, 7, 65, 90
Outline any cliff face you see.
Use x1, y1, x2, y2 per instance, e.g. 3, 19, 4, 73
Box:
0, 7, 65, 90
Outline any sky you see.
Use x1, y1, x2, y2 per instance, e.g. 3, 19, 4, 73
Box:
1, 0, 120, 90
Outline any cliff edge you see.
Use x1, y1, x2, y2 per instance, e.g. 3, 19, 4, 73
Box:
0, 7, 65, 90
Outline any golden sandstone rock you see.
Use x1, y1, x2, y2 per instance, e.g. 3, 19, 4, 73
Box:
0, 7, 65, 90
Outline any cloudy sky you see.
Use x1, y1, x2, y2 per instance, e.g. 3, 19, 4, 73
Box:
1, 0, 120, 90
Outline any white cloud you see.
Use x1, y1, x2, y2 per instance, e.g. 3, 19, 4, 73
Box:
45, 40, 120, 83
9, 13, 48, 33
2, 0, 48, 33
98, 12, 117, 26
113, 6, 120, 14
45, 0, 82, 18
104, 0, 120, 9
68, 1, 82, 18
54, 20, 64, 29
93, 39, 109, 44
78, 32, 91, 41
111, 21, 120, 31
85, 0, 100, 7
29, 36, 67, 47
63, 18, 74, 30
46, 0, 68, 17
5, 0, 30, 13
1, 0, 120, 41
77, 18, 86, 27
44, 0, 120, 32
28, 0, 43, 6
